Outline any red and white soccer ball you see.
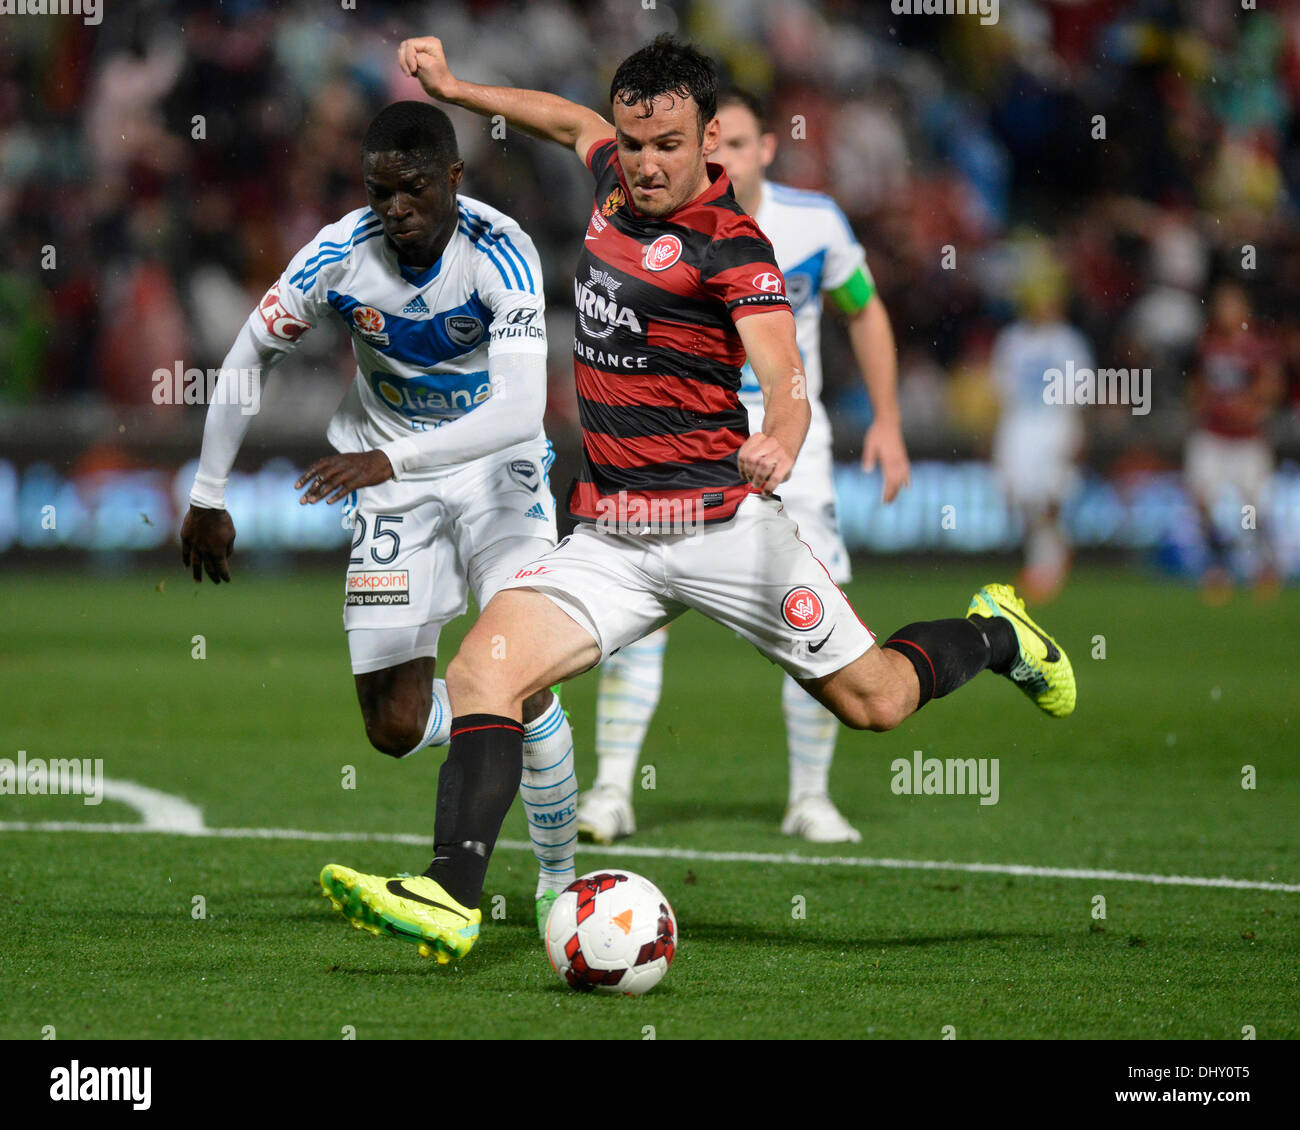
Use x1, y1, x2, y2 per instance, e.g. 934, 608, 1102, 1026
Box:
544, 869, 677, 995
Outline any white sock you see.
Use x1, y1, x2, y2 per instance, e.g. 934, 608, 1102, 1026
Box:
401, 677, 453, 758
521, 692, 578, 898
594, 627, 668, 796
783, 674, 839, 805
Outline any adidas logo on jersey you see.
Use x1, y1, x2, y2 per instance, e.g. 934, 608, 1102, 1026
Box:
524, 503, 547, 521
401, 295, 430, 315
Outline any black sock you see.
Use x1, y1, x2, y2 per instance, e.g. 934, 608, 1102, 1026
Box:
883, 617, 1017, 708
422, 714, 524, 909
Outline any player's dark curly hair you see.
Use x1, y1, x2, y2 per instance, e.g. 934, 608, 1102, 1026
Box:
362, 101, 459, 169
609, 34, 718, 137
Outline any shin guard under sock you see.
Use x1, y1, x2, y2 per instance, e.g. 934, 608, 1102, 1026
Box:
423, 714, 524, 908
883, 617, 1016, 708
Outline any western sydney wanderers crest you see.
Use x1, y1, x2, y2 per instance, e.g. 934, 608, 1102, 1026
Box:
644, 234, 682, 272
601, 187, 626, 217
782, 586, 824, 631
352, 305, 390, 346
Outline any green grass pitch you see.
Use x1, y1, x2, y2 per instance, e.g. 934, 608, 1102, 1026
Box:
1, 563, 1296, 1039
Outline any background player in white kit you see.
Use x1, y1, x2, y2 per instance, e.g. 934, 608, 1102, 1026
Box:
990, 254, 1093, 604
577, 89, 912, 845
180, 103, 579, 933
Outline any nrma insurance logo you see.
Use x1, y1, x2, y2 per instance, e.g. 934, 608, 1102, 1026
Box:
369, 368, 491, 420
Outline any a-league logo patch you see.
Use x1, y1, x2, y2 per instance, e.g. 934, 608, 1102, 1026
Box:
782, 586, 824, 631
752, 272, 784, 294
352, 306, 389, 346
644, 234, 682, 272
509, 460, 540, 491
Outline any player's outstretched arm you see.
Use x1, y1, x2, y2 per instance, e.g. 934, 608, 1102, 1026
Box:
735, 309, 810, 494
399, 35, 613, 159
849, 295, 911, 502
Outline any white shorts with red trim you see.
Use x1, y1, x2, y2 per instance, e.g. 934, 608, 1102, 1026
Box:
342, 439, 557, 674
497, 493, 874, 680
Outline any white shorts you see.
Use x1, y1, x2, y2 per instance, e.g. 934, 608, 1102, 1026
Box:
1184, 431, 1273, 512
344, 441, 558, 674
744, 402, 850, 583
994, 411, 1082, 508
497, 493, 875, 680
774, 440, 851, 585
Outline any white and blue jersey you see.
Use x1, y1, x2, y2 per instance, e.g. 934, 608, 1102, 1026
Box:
250, 195, 549, 481
739, 180, 872, 452
990, 321, 1094, 416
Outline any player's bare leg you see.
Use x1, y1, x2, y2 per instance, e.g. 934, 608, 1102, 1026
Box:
355, 657, 557, 758
798, 646, 921, 733
355, 658, 437, 756
447, 590, 602, 717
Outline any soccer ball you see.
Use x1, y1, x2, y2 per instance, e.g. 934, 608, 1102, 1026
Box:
544, 869, 677, 995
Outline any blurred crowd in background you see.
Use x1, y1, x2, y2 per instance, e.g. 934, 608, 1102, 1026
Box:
3, 0, 1299, 467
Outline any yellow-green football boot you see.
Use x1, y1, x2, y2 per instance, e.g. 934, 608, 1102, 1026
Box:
535, 889, 560, 940
319, 864, 480, 964
967, 583, 1076, 718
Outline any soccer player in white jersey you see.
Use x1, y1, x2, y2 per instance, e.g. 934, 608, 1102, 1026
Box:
180, 103, 579, 934
577, 89, 912, 845
990, 257, 1093, 603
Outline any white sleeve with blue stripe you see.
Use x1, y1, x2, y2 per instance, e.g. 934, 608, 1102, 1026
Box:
820, 198, 871, 295
251, 211, 384, 356
459, 202, 549, 360
188, 216, 381, 509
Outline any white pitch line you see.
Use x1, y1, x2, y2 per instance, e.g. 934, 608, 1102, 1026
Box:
99, 778, 206, 833
0, 818, 1296, 893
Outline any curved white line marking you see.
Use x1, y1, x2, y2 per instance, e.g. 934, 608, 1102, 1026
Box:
97, 778, 206, 833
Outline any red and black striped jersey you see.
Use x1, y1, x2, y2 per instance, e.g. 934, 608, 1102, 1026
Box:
568, 138, 792, 528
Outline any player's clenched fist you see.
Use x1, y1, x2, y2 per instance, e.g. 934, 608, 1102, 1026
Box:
398, 36, 460, 101
738, 432, 795, 495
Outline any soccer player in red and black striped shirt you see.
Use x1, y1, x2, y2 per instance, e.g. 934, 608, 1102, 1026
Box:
316, 34, 1079, 964
568, 131, 794, 527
